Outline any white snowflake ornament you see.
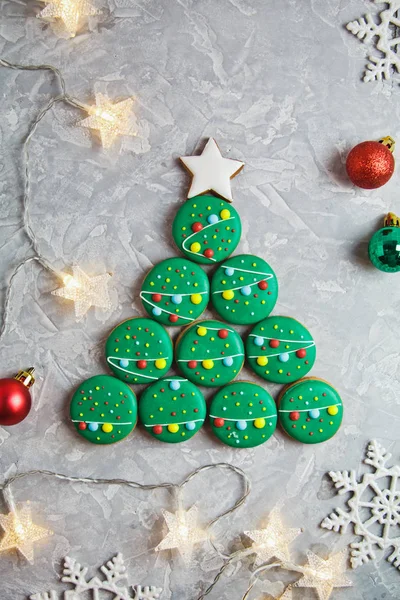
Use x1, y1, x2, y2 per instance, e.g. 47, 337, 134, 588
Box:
347, 1, 400, 82
29, 553, 162, 600
322, 440, 400, 570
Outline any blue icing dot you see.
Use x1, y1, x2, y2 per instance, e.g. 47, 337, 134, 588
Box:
185, 421, 196, 431
278, 353, 290, 363
309, 409, 320, 419
223, 357, 233, 367
240, 286, 252, 296
152, 307, 162, 316
88, 423, 98, 431
236, 420, 247, 431
169, 380, 181, 391
207, 214, 219, 224
254, 336, 264, 347
119, 359, 129, 368
225, 267, 234, 276
171, 294, 182, 305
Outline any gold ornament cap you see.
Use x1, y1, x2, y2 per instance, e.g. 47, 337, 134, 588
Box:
14, 368, 35, 388
383, 212, 400, 227
379, 136, 396, 153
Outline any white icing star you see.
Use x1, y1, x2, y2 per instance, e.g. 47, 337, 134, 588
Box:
180, 138, 244, 202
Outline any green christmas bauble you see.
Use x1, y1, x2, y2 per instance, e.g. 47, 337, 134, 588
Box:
369, 226, 400, 273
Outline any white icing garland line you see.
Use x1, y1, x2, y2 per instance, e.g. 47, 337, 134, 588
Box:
106, 358, 160, 380
278, 403, 342, 414
247, 341, 316, 360
249, 334, 314, 344
209, 414, 277, 422
181, 217, 235, 261
164, 378, 188, 383
220, 265, 272, 277
71, 419, 133, 425
141, 290, 208, 297
212, 274, 274, 294
140, 293, 194, 322
143, 418, 204, 428
177, 353, 244, 363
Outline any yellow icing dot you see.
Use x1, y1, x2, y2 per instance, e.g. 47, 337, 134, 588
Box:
194, 282, 198, 287
125, 335, 130, 340
290, 330, 294, 334
314, 396, 319, 401
278, 369, 283, 374
166, 278, 170, 283
145, 342, 150, 348
302, 425, 306, 429
254, 418, 266, 429
252, 262, 257, 267
212, 234, 217, 239
239, 276, 244, 281
159, 407, 164, 412
210, 336, 215, 341
220, 209, 230, 219
150, 282, 154, 286
79, 413, 83, 417
319, 428, 323, 433
244, 435, 249, 440
244, 301, 249, 305
273, 324, 279, 330
182, 226, 186, 231
190, 242, 201, 253
167, 267, 172, 271
202, 359, 214, 370
328, 406, 339, 416
168, 424, 179, 433
100, 413, 105, 417
94, 402, 98, 406
222, 290, 234, 300
257, 356, 268, 366
235, 402, 240, 406
197, 326, 207, 336
102, 423, 113, 433
95, 386, 100, 391
191, 294, 202, 305
155, 359, 166, 369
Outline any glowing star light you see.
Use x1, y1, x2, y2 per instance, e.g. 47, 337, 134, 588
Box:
79, 93, 136, 149
245, 509, 302, 566
156, 505, 208, 564
37, 0, 98, 38
52, 266, 112, 319
296, 550, 353, 600
180, 137, 244, 202
0, 503, 53, 563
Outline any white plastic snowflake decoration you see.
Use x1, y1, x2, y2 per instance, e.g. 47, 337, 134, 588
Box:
347, 0, 400, 82
29, 553, 162, 600
322, 440, 400, 570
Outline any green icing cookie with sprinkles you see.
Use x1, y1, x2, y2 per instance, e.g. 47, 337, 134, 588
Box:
210, 381, 277, 448
278, 377, 343, 444
246, 316, 316, 384
105, 317, 173, 384
172, 194, 242, 265
139, 376, 206, 443
175, 319, 244, 387
140, 257, 209, 326
211, 254, 278, 324
70, 375, 137, 445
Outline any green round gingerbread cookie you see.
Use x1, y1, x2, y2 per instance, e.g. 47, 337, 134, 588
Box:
209, 381, 277, 448
139, 376, 206, 443
211, 254, 278, 324
140, 257, 209, 326
246, 316, 316, 384
175, 319, 244, 387
70, 375, 137, 445
105, 318, 173, 384
172, 195, 242, 265
278, 377, 343, 444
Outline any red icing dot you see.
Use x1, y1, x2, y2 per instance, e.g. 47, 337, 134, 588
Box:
258, 280, 268, 290
234, 300, 240, 304
153, 425, 163, 435
188, 360, 197, 369
296, 349, 307, 359
90, 407, 95, 411
80, 390, 85, 394
162, 285, 166, 290
309, 432, 314, 436
171, 412, 177, 416
204, 248, 214, 259
269, 339, 279, 348
152, 294, 162, 302
169, 314, 179, 323
214, 418, 225, 428
194, 408, 199, 413
145, 328, 149, 332
116, 416, 121, 420
137, 360, 147, 369
218, 329, 229, 339
289, 411, 300, 421
78, 422, 87, 430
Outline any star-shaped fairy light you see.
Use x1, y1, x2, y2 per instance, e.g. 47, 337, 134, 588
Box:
245, 509, 302, 566
79, 93, 136, 149
0, 503, 53, 563
37, 0, 98, 38
180, 137, 244, 202
52, 266, 112, 319
296, 550, 352, 600
156, 505, 208, 564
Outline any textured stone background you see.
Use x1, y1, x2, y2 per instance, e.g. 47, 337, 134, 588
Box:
1, 0, 400, 598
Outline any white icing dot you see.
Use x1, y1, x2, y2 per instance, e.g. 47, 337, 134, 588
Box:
232, 280, 236, 284
241, 259, 244, 263
269, 422, 272, 426
89, 390, 93, 393
110, 410, 114, 413
183, 266, 187, 270
107, 393, 111, 396
135, 341, 140, 345
144, 352, 148, 356
236, 440, 240, 444
222, 407, 227, 411
203, 234, 207, 238
158, 340, 163, 343
157, 275, 161, 279
280, 329, 284, 333
251, 312, 254, 316
206, 349, 210, 353
240, 391, 244, 395
309, 388, 313, 391
305, 401, 309, 405
301, 335, 304, 339
249, 411, 252, 415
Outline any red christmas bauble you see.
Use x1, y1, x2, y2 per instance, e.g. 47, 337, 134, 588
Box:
0, 378, 32, 426
346, 140, 395, 189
